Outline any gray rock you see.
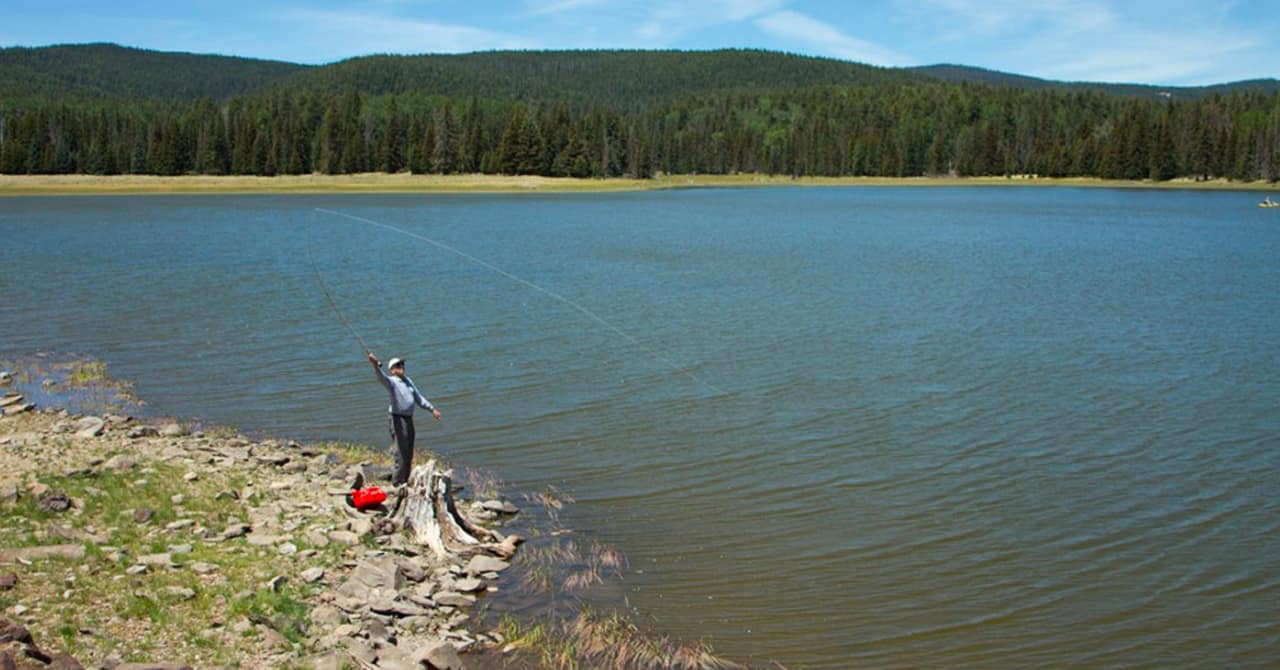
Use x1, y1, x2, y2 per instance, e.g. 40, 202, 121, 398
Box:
308, 604, 343, 627
463, 555, 510, 576
328, 530, 360, 546
373, 647, 416, 670
125, 564, 149, 576
128, 426, 160, 439
416, 640, 464, 670
0, 573, 17, 590
164, 586, 197, 601
137, 553, 176, 568
348, 516, 374, 537
432, 592, 476, 608
167, 544, 193, 554
103, 455, 138, 471
256, 454, 291, 466
345, 639, 377, 665
113, 664, 194, 670
160, 423, 186, 437
306, 653, 345, 670
278, 542, 298, 556
347, 556, 405, 592
452, 577, 485, 593
189, 562, 219, 575
481, 499, 519, 514
333, 596, 366, 613
394, 556, 430, 583
0, 484, 17, 503
370, 599, 429, 617
362, 617, 394, 642
219, 523, 251, 541
0, 393, 23, 407
305, 529, 330, 548
165, 519, 195, 531
0, 371, 12, 385
36, 490, 72, 513
74, 416, 106, 438
300, 567, 325, 583
133, 508, 154, 524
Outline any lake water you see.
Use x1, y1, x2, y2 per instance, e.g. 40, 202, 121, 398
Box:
2, 187, 1278, 668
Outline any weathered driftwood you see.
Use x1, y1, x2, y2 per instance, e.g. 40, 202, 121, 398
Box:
390, 459, 522, 560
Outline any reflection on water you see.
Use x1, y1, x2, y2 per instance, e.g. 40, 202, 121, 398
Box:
2, 188, 1278, 668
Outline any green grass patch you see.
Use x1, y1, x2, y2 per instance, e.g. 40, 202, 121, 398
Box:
65, 360, 109, 385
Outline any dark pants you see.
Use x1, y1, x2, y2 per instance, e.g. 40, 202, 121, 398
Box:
389, 413, 416, 486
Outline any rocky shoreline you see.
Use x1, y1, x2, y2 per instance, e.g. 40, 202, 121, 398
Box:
1, 390, 526, 669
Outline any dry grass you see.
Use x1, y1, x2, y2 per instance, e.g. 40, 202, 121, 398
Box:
2, 172, 1274, 196
0, 173, 654, 195
498, 608, 741, 670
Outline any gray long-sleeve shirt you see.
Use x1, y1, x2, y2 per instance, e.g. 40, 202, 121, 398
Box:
375, 367, 436, 416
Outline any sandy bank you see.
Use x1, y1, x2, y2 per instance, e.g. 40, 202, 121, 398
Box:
0, 172, 1274, 196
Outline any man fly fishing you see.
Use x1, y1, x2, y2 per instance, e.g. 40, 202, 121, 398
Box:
367, 353, 442, 486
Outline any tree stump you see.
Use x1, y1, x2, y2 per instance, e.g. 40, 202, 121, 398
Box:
390, 459, 522, 560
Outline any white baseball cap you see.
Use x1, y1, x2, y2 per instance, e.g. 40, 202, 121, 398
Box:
387, 357, 404, 368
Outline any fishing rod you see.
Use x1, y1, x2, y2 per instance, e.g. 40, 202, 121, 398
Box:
306, 227, 372, 356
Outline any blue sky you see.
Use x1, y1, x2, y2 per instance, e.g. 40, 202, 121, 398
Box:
4, 1, 1277, 86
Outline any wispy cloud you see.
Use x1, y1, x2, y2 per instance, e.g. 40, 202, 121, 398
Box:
906, 0, 1115, 39
274, 9, 541, 60
755, 10, 909, 65
1031, 30, 1263, 84
522, 0, 611, 17
893, 0, 1270, 84
632, 0, 785, 44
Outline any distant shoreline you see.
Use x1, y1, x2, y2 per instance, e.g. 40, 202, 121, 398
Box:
0, 172, 1276, 196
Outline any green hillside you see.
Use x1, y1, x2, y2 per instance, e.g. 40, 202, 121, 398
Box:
5, 43, 1276, 105
0, 43, 306, 100
272, 48, 919, 107
909, 64, 1280, 100
1, 43, 1277, 183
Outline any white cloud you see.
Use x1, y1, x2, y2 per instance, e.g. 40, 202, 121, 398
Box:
754, 10, 909, 65
274, 9, 541, 60
892, 0, 1271, 84
901, 0, 1115, 38
1031, 30, 1263, 84
522, 0, 611, 17
631, 0, 785, 44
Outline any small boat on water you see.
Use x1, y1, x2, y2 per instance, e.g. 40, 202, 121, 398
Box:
1261, 196, 1280, 208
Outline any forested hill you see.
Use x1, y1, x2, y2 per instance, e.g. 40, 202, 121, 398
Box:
276, 49, 915, 108
4, 43, 1277, 104
2, 43, 1278, 183
910, 64, 1280, 100
0, 43, 307, 100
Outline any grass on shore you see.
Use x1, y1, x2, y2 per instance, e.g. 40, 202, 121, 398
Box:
0, 172, 1276, 196
2, 459, 306, 665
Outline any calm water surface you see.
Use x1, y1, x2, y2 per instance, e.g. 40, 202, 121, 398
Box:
2, 187, 1278, 668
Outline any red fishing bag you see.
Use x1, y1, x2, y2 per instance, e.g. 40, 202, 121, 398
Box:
349, 486, 387, 509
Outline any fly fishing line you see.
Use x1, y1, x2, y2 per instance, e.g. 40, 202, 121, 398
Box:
313, 207, 726, 395
306, 221, 372, 356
